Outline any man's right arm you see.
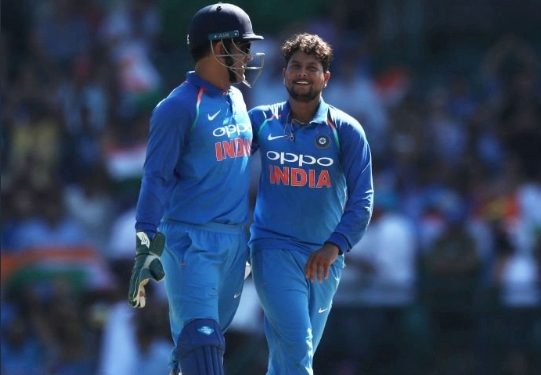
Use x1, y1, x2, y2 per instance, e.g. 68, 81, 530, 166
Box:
135, 97, 191, 233
129, 96, 192, 308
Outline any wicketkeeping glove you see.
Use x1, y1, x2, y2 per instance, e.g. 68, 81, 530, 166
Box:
128, 231, 166, 308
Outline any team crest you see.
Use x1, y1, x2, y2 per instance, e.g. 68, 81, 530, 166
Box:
315, 135, 330, 149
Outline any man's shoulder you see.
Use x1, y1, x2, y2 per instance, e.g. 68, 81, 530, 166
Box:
327, 104, 361, 127
154, 82, 198, 114
249, 102, 286, 116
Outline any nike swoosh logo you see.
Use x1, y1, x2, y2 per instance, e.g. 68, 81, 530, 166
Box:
267, 134, 289, 141
318, 307, 329, 314
234, 292, 241, 299
208, 110, 221, 121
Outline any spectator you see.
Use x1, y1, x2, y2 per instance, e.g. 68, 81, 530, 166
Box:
64, 164, 115, 255
30, 0, 93, 70
420, 202, 483, 374
9, 185, 87, 251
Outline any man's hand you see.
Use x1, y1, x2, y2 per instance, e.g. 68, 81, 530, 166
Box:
128, 232, 166, 308
304, 242, 340, 282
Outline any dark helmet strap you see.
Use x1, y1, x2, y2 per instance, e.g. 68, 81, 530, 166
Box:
225, 55, 236, 83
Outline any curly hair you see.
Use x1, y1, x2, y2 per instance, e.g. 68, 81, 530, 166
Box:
281, 33, 333, 71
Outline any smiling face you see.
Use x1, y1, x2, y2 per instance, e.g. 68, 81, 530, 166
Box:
283, 51, 330, 103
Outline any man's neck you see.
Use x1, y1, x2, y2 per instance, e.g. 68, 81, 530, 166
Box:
288, 98, 321, 124
195, 60, 231, 91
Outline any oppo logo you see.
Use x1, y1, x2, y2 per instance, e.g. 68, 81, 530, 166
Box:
212, 123, 251, 137
266, 151, 334, 167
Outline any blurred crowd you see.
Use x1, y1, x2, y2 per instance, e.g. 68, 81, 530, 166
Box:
1, 0, 540, 375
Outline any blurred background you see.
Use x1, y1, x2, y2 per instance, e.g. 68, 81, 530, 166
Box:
1, 0, 540, 374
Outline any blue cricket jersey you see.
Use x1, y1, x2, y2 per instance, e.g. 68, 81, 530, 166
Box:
249, 99, 373, 254
135, 72, 253, 234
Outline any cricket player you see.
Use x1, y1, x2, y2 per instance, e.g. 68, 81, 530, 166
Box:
127, 3, 264, 375
248, 33, 374, 375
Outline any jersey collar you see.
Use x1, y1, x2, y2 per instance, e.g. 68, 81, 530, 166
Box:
281, 98, 330, 126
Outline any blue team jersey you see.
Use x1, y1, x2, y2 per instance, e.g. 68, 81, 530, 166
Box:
135, 72, 253, 233
249, 99, 373, 254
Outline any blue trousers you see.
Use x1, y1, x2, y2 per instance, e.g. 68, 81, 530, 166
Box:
161, 221, 248, 371
251, 246, 344, 375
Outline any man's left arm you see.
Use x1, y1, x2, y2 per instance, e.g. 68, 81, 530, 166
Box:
305, 120, 374, 282
326, 120, 374, 254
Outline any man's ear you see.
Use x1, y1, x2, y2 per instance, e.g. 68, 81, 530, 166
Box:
216, 41, 224, 54
323, 71, 331, 88
211, 41, 224, 57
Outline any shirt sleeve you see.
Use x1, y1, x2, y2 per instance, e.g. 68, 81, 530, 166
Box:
327, 119, 374, 253
135, 97, 192, 234
248, 106, 266, 154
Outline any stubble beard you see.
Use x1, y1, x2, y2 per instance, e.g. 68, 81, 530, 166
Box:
286, 85, 320, 103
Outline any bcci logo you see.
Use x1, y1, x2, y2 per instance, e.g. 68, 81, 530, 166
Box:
198, 326, 214, 335
315, 135, 330, 149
